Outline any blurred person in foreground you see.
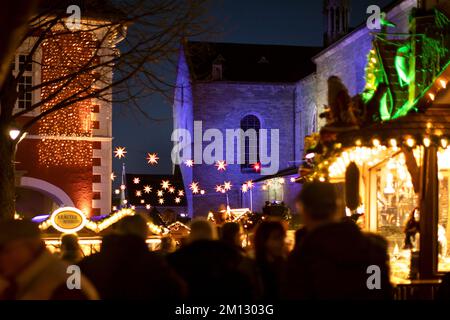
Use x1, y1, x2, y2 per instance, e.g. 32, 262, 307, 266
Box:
283, 182, 392, 300
60, 233, 84, 264
254, 220, 287, 300
79, 214, 186, 300
168, 218, 254, 301
0, 220, 98, 300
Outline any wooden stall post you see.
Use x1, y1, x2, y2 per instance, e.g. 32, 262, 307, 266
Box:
419, 145, 439, 279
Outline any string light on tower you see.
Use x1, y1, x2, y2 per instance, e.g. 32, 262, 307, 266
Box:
146, 153, 159, 165
114, 147, 127, 159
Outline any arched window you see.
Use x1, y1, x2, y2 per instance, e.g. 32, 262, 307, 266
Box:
240, 115, 260, 171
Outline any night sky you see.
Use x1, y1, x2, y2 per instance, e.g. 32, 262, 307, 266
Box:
112, 0, 392, 179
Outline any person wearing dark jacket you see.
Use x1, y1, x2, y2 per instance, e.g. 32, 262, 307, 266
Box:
168, 219, 254, 301
283, 182, 393, 300
79, 215, 186, 300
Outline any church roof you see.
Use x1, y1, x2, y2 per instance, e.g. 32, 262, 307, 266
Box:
185, 41, 321, 83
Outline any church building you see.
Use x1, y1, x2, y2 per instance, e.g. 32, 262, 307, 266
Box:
173, 0, 419, 217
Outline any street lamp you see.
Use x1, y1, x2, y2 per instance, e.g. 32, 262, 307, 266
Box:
9, 129, 21, 140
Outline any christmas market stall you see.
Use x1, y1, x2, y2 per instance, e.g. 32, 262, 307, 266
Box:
299, 5, 450, 285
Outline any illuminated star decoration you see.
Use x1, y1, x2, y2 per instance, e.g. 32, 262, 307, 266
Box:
175, 197, 181, 204
120, 184, 126, 190
215, 160, 227, 171
158, 198, 165, 205
161, 180, 171, 190
189, 182, 200, 194
157, 190, 164, 197
223, 181, 232, 191
146, 153, 159, 165
114, 147, 127, 159
253, 162, 261, 172
145, 204, 151, 210
136, 190, 142, 197
178, 190, 184, 197
143, 185, 152, 194
242, 184, 248, 193
215, 185, 223, 193
168, 186, 175, 194
246, 180, 254, 189
184, 159, 194, 167
111, 172, 116, 181
140, 199, 145, 204
133, 177, 140, 184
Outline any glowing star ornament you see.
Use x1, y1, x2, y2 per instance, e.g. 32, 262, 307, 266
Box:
114, 147, 127, 159
215, 185, 223, 193
175, 197, 181, 204
223, 181, 232, 191
242, 184, 249, 193
215, 160, 227, 171
136, 190, 142, 197
161, 180, 171, 190
146, 153, 159, 165
157, 190, 164, 197
158, 198, 165, 205
111, 172, 116, 181
145, 204, 151, 210
120, 184, 126, 191
246, 180, 254, 189
184, 160, 194, 167
133, 177, 140, 184
168, 187, 175, 194
178, 190, 185, 197
253, 163, 261, 172
190, 182, 200, 194
143, 185, 152, 194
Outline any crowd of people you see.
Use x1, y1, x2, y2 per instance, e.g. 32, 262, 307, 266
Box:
0, 182, 449, 300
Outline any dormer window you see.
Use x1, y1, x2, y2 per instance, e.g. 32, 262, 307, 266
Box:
211, 54, 225, 81
212, 63, 223, 80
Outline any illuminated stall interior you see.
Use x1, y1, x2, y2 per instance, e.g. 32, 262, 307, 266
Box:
300, 5, 450, 282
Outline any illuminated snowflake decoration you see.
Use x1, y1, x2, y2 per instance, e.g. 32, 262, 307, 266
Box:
114, 147, 127, 159
146, 153, 159, 165
215, 160, 227, 171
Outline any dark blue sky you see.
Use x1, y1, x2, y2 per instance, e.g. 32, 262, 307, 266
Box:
112, 0, 392, 177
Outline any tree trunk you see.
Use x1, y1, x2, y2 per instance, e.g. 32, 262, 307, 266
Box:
0, 125, 16, 220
